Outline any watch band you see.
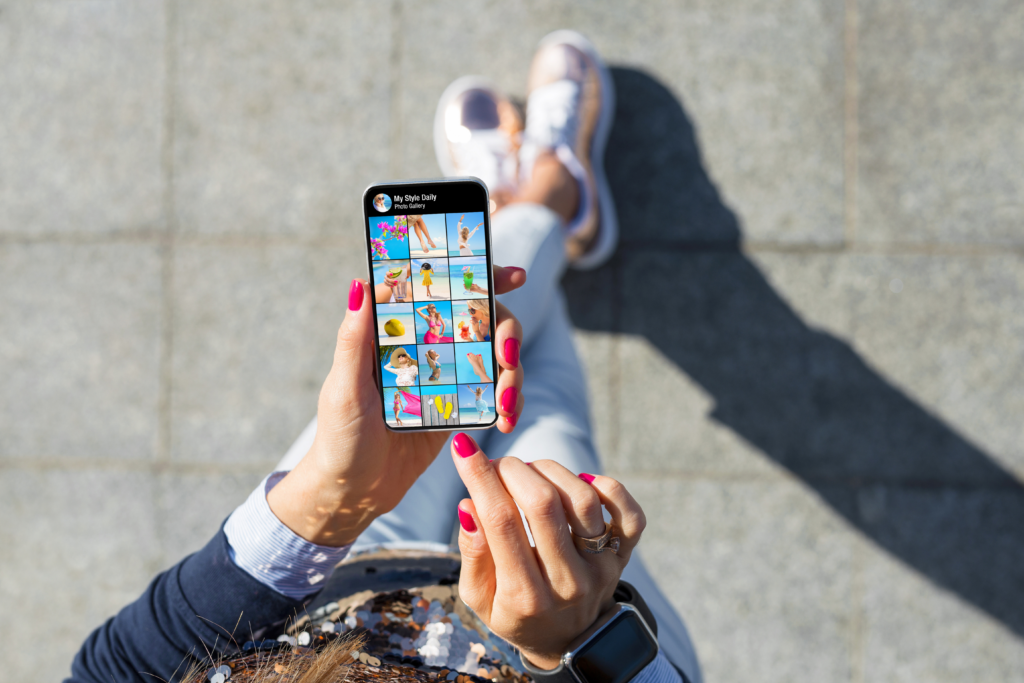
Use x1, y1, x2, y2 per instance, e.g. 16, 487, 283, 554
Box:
520, 581, 661, 683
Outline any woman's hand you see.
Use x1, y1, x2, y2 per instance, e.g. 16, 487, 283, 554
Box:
267, 265, 526, 547
450, 433, 647, 669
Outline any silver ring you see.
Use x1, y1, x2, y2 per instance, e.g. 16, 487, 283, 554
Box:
571, 522, 620, 555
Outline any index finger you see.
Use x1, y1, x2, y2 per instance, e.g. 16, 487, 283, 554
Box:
451, 433, 543, 590
492, 265, 526, 295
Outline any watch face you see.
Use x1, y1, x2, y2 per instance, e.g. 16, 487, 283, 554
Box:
573, 611, 659, 683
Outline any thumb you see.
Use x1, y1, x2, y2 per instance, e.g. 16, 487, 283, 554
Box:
456, 499, 496, 622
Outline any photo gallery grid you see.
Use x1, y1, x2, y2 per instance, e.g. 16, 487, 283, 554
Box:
371, 211, 495, 428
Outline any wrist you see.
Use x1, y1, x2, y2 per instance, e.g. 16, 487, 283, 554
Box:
266, 458, 375, 547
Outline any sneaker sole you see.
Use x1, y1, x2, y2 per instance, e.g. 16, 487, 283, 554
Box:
536, 30, 618, 270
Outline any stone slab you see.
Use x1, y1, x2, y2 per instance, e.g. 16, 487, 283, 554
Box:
0, 243, 162, 461
157, 470, 266, 568
622, 476, 856, 683
0, 0, 165, 235
857, 487, 1024, 681
857, 0, 1024, 246
172, 0, 390, 236
169, 244, 362, 464
0, 468, 160, 683
395, 0, 844, 246
614, 250, 1024, 484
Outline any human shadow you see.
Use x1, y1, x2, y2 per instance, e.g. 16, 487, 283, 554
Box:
563, 67, 1024, 637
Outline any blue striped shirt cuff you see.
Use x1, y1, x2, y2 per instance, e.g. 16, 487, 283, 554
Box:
633, 651, 684, 683
224, 472, 352, 600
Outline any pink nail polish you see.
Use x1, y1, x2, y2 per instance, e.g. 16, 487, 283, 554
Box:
348, 280, 363, 311
500, 386, 518, 414
505, 266, 526, 273
453, 432, 478, 458
507, 412, 518, 428
458, 507, 477, 533
578, 473, 596, 484
504, 338, 520, 368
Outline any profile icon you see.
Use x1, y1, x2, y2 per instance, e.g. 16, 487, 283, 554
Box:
373, 193, 392, 213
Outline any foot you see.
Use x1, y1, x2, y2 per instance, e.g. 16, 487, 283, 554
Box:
434, 76, 523, 209
521, 30, 618, 270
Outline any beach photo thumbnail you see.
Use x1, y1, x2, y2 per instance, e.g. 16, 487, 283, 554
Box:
405, 214, 448, 258
414, 300, 454, 344
380, 344, 419, 388
458, 384, 495, 425
371, 259, 412, 303
369, 215, 410, 261
455, 341, 494, 383
448, 256, 489, 300
418, 343, 457, 385
372, 193, 392, 213
446, 212, 486, 257
411, 257, 450, 301
452, 299, 491, 342
384, 386, 421, 428
419, 384, 459, 427
375, 302, 415, 346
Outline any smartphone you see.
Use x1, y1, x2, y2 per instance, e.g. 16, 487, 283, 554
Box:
363, 178, 499, 432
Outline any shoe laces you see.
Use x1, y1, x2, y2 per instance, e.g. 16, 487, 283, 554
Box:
523, 80, 582, 151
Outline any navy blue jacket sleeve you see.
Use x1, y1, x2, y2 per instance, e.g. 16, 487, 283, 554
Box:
66, 525, 309, 683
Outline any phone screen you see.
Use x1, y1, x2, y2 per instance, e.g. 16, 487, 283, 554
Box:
363, 179, 499, 431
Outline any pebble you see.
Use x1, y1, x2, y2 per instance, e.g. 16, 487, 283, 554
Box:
277, 634, 297, 646
326, 602, 340, 612
320, 621, 335, 633
210, 674, 225, 683
297, 631, 311, 646
216, 664, 231, 679
447, 671, 460, 681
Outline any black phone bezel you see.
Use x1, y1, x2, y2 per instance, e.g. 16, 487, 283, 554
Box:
362, 178, 499, 432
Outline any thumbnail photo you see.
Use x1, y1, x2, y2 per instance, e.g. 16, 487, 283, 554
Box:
406, 214, 448, 258
455, 341, 494, 383
449, 256, 489, 300
384, 386, 421, 428
372, 259, 412, 303
458, 384, 495, 425
380, 345, 419, 387
372, 193, 392, 213
451, 299, 491, 342
376, 303, 416, 346
369, 215, 410, 261
419, 343, 457, 385
446, 212, 486, 257
411, 257, 450, 301
420, 384, 459, 427
414, 301, 454, 343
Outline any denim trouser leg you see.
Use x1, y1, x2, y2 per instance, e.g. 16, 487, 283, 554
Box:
274, 204, 701, 682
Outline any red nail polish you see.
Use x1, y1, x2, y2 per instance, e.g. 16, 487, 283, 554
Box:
458, 507, 477, 533
500, 386, 518, 414
453, 432, 478, 458
504, 338, 520, 368
506, 266, 525, 273
348, 280, 363, 311
578, 473, 596, 484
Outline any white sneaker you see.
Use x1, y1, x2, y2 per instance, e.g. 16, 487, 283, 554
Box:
520, 30, 617, 270
434, 76, 523, 207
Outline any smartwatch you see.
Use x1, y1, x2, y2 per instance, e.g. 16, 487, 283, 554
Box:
520, 581, 660, 683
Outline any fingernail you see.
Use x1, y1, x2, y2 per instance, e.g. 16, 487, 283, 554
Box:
504, 338, 520, 368
500, 386, 518, 414
348, 280, 363, 311
453, 432, 478, 458
507, 412, 518, 428
458, 507, 477, 533
578, 473, 596, 484
505, 266, 526, 273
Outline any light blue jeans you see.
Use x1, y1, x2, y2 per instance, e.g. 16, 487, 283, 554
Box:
277, 204, 702, 682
